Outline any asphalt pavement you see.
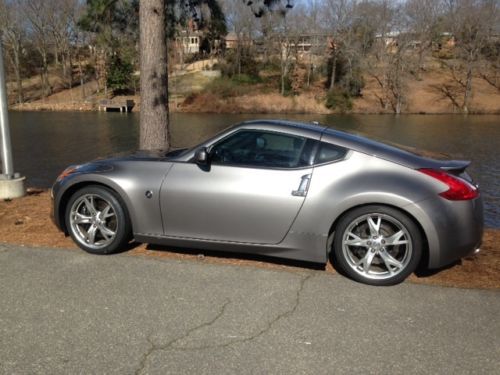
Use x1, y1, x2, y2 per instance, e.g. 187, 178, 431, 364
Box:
0, 244, 499, 374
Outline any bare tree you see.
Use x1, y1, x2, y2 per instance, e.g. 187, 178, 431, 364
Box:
365, 1, 414, 114
220, 0, 259, 76
48, 0, 82, 90
478, 60, 500, 91
22, 0, 52, 97
321, 0, 354, 91
278, 14, 293, 95
242, 0, 296, 95
0, 0, 25, 103
405, 0, 443, 80
444, 0, 499, 113
22, 0, 54, 98
139, 0, 170, 152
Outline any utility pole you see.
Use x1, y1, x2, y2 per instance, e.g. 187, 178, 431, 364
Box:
0, 42, 25, 199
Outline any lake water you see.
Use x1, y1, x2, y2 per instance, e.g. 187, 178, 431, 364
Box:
7, 111, 500, 227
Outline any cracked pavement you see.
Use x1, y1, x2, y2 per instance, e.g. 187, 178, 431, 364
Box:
0, 245, 499, 374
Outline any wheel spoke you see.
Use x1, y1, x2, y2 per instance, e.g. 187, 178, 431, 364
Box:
367, 216, 381, 237
356, 250, 376, 273
344, 232, 369, 247
101, 204, 115, 219
99, 225, 116, 239
384, 230, 408, 246
83, 196, 97, 215
86, 225, 97, 244
73, 213, 92, 225
380, 251, 403, 274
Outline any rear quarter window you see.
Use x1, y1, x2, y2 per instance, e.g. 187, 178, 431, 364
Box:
315, 142, 347, 164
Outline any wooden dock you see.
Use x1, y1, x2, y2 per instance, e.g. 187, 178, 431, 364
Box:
98, 99, 135, 112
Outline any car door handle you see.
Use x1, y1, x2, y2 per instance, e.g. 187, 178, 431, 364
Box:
292, 174, 311, 197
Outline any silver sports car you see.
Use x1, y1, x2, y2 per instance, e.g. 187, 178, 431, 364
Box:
51, 120, 483, 285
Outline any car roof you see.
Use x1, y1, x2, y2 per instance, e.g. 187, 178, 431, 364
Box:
236, 119, 457, 169
239, 119, 327, 134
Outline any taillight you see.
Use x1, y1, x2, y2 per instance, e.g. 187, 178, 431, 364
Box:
419, 168, 479, 201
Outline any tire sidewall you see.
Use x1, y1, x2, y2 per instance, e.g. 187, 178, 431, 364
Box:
65, 185, 131, 255
333, 205, 422, 286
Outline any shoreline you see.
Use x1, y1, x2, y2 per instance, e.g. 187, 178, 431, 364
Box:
8, 103, 500, 115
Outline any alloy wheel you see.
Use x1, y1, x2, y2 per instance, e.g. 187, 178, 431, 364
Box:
341, 213, 413, 280
69, 193, 118, 250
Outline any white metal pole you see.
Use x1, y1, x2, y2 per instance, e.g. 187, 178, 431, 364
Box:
0, 42, 14, 178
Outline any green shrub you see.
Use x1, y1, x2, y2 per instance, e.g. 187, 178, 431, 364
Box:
231, 73, 261, 85
342, 72, 365, 97
220, 49, 260, 80
282, 74, 294, 96
107, 55, 134, 94
325, 88, 353, 112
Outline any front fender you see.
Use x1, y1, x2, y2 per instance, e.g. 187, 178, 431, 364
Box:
53, 161, 172, 236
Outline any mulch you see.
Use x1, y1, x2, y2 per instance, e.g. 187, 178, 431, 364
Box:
1, 190, 498, 289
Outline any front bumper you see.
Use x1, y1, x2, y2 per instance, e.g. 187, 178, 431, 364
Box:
50, 181, 65, 232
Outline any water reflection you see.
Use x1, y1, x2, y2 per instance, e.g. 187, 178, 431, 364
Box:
8, 111, 500, 227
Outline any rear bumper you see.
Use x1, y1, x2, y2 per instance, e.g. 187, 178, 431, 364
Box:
405, 195, 484, 269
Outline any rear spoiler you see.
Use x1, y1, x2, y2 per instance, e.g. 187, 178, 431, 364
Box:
438, 160, 471, 173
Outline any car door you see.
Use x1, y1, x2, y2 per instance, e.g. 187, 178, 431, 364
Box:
160, 130, 318, 244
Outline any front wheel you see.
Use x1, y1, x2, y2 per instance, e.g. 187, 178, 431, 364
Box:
333, 206, 422, 286
65, 186, 132, 254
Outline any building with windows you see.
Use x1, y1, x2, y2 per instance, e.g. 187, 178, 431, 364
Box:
175, 31, 202, 55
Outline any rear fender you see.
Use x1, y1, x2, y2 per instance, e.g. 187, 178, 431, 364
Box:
287, 152, 442, 259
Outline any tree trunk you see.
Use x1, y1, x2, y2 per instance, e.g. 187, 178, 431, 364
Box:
395, 94, 402, 114
236, 33, 241, 76
139, 0, 170, 152
416, 46, 425, 81
463, 54, 473, 114
307, 52, 312, 87
94, 52, 101, 91
15, 71, 23, 104
329, 52, 337, 91
13, 48, 23, 104
280, 45, 287, 96
78, 57, 85, 99
68, 51, 73, 90
41, 50, 50, 98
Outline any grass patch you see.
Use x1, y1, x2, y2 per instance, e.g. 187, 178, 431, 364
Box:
202, 75, 262, 98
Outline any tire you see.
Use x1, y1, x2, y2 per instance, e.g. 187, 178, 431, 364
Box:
65, 185, 132, 255
333, 205, 422, 286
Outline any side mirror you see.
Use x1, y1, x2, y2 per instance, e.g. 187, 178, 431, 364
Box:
194, 147, 209, 165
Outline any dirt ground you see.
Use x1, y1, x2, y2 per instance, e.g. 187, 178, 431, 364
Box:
1, 190, 498, 289
354, 66, 500, 114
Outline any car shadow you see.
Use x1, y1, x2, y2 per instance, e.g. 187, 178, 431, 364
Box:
414, 260, 462, 277
116, 240, 144, 253
143, 243, 326, 271
327, 251, 463, 281
130, 242, 462, 281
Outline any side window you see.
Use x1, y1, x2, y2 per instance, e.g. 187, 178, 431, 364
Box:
315, 142, 347, 164
210, 130, 314, 168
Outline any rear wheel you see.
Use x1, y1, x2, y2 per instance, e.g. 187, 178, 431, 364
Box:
65, 186, 131, 254
333, 205, 422, 286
